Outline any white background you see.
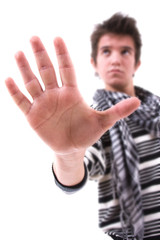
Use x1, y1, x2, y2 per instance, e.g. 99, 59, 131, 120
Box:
0, 0, 159, 239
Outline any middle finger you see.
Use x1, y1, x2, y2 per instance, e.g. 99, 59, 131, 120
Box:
30, 36, 58, 89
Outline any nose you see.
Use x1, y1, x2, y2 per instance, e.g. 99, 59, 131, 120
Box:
111, 52, 121, 66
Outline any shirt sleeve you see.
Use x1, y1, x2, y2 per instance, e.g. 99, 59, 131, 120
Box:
52, 163, 88, 194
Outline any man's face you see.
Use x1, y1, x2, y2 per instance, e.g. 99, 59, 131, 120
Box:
92, 33, 140, 94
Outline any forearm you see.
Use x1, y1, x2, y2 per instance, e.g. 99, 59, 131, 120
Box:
53, 150, 86, 186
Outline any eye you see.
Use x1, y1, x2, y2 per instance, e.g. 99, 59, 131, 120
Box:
122, 49, 129, 55
121, 48, 132, 56
102, 48, 110, 55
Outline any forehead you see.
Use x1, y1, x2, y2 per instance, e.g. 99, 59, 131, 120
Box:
98, 33, 135, 50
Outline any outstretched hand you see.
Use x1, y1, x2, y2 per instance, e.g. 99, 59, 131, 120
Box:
5, 37, 140, 155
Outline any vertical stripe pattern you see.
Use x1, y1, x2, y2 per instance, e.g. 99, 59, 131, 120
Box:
87, 86, 160, 239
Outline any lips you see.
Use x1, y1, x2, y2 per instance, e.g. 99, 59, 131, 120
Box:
109, 68, 123, 73
108, 69, 124, 75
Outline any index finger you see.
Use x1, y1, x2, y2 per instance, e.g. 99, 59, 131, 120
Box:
54, 37, 77, 87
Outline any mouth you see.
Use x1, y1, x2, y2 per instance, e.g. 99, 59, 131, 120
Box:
109, 69, 123, 73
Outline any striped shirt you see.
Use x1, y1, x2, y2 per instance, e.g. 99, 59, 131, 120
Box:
85, 118, 160, 239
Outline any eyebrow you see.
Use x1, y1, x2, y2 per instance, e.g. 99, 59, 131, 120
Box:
121, 46, 134, 52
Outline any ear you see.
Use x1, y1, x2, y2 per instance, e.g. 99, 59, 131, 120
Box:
90, 58, 97, 69
133, 60, 141, 77
91, 58, 99, 77
135, 60, 141, 72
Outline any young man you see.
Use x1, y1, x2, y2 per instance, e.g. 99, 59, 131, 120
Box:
85, 14, 160, 240
5, 13, 160, 240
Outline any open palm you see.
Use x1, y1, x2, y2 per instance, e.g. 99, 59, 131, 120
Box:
5, 36, 140, 155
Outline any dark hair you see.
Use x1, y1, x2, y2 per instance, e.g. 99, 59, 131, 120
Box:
91, 13, 142, 65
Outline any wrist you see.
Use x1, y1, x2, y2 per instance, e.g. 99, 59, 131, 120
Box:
54, 149, 86, 162
53, 149, 86, 186
52, 162, 88, 192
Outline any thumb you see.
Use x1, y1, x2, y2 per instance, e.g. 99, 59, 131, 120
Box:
97, 97, 140, 130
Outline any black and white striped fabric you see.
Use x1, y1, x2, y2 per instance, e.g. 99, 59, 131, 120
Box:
88, 86, 160, 240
